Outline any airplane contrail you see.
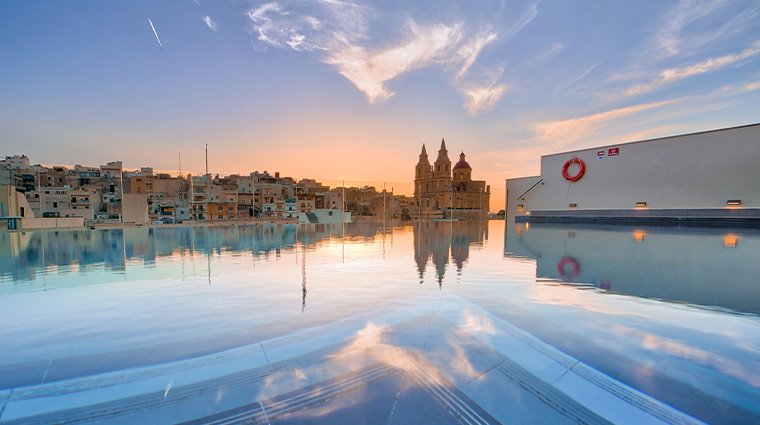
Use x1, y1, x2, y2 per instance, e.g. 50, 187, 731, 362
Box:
148, 18, 162, 47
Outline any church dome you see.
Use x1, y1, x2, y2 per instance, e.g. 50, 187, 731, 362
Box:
453, 152, 471, 170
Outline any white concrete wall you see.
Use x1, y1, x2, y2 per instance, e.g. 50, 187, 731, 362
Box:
298, 209, 351, 224
506, 124, 760, 218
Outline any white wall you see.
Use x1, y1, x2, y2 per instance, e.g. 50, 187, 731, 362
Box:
506, 124, 760, 218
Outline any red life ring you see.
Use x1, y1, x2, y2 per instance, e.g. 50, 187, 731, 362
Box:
557, 256, 580, 281
562, 157, 585, 181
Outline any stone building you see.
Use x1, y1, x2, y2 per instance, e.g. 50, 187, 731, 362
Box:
414, 139, 490, 219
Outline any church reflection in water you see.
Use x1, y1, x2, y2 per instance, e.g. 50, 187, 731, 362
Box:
1, 222, 489, 290
413, 220, 488, 286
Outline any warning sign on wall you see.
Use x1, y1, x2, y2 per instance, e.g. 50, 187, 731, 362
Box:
608, 147, 619, 156
597, 150, 605, 160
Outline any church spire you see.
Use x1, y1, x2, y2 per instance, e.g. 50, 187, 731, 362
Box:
417, 144, 430, 165
437, 138, 450, 162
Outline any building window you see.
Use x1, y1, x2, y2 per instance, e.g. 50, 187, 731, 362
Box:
53, 202, 57, 208
20, 207, 25, 217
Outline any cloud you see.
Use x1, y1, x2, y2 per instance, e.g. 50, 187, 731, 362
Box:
462, 83, 508, 115
455, 29, 497, 78
743, 80, 760, 92
203, 16, 218, 31
627, 42, 760, 96
652, 0, 733, 57
644, 0, 759, 61
324, 21, 463, 102
245, 1, 536, 113
558, 62, 599, 93
531, 99, 679, 147
458, 68, 509, 115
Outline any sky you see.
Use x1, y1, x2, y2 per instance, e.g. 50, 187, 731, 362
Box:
1, 0, 759, 211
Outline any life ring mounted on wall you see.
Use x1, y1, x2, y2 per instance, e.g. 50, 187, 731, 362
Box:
562, 157, 586, 181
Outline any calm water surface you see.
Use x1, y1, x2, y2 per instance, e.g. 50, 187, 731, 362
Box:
0, 221, 758, 424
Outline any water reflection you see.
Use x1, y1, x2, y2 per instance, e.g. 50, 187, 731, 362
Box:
1, 221, 491, 293
504, 222, 760, 315
413, 221, 487, 285
0, 223, 396, 285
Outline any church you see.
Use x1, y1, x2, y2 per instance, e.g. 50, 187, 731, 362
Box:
414, 139, 490, 219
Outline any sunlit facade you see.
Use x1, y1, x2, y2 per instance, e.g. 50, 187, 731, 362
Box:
414, 139, 491, 219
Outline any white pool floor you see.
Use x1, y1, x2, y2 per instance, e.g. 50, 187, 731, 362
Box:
0, 293, 710, 425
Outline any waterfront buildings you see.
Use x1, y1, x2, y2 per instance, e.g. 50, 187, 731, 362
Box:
0, 155, 416, 228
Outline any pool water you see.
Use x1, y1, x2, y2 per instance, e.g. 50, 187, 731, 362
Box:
0, 221, 758, 424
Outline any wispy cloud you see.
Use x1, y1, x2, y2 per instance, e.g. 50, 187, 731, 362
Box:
455, 29, 497, 79
462, 83, 509, 115
458, 68, 509, 115
324, 22, 462, 102
743, 80, 760, 92
531, 99, 679, 148
651, 0, 734, 57
203, 16, 218, 31
148, 18, 162, 47
245, 1, 536, 113
558, 62, 599, 93
627, 42, 760, 96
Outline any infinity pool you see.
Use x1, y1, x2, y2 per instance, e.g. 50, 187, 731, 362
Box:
0, 221, 758, 424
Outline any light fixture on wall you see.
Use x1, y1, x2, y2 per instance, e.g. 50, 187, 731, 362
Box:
517, 204, 524, 210
635, 202, 647, 208
723, 234, 738, 247
569, 203, 577, 208
727, 199, 741, 206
